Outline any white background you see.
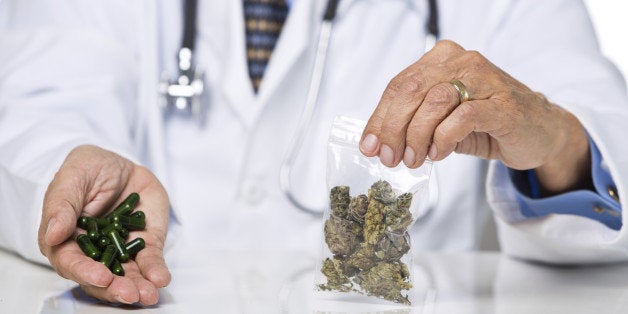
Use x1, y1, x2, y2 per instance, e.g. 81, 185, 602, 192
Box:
584, 0, 628, 89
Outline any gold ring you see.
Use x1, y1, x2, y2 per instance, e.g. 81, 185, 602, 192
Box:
450, 79, 470, 103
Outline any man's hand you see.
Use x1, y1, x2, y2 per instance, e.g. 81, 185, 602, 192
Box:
360, 40, 591, 195
37, 145, 171, 305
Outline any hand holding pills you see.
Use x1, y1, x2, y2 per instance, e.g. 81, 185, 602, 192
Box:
37, 145, 171, 306
76, 193, 147, 276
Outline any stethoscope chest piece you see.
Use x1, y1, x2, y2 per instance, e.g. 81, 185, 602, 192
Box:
160, 47, 206, 123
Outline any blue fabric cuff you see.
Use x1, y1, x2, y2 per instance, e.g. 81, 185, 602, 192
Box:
509, 137, 622, 230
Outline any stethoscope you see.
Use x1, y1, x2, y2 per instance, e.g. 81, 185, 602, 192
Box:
161, 0, 440, 216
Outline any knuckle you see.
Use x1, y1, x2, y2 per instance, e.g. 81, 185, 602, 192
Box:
385, 76, 404, 96
464, 50, 489, 70
435, 39, 463, 52
399, 79, 421, 95
425, 84, 456, 105
385, 75, 425, 99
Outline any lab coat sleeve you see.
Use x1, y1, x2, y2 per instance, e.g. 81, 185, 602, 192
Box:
510, 138, 621, 230
0, 1, 139, 265
484, 0, 628, 263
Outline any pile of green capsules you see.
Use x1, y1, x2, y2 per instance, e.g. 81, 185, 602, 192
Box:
76, 192, 146, 276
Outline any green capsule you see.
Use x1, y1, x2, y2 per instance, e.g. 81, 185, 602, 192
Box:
125, 237, 145, 259
95, 217, 110, 228
114, 215, 146, 231
76, 234, 101, 260
130, 211, 145, 220
97, 236, 111, 248
111, 221, 124, 231
118, 227, 129, 239
106, 193, 140, 220
110, 259, 125, 276
77, 216, 92, 230
87, 219, 99, 240
99, 245, 117, 268
102, 225, 130, 263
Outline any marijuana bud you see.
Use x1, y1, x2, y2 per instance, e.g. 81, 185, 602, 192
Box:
375, 231, 410, 261
369, 180, 396, 204
363, 191, 388, 245
320, 180, 415, 305
319, 257, 353, 292
345, 243, 377, 270
330, 186, 351, 218
355, 261, 412, 305
385, 192, 413, 233
324, 215, 361, 257
348, 194, 368, 223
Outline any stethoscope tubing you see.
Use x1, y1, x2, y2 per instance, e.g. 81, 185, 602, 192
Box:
279, 19, 334, 217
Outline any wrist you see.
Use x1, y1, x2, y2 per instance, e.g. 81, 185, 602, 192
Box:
534, 108, 592, 196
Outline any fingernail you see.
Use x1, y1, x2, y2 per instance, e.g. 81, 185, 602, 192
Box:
403, 146, 416, 167
115, 295, 132, 304
428, 143, 438, 160
379, 144, 395, 166
45, 218, 56, 239
360, 134, 379, 154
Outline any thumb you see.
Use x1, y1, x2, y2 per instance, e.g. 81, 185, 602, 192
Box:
42, 203, 80, 247
38, 173, 85, 250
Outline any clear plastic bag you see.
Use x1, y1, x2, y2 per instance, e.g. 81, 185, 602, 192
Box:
315, 116, 432, 305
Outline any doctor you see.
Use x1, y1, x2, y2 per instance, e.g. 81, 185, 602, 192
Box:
0, 0, 627, 306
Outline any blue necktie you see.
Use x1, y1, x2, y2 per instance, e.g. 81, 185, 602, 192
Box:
244, 0, 288, 92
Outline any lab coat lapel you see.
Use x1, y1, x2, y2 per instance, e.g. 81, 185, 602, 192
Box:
220, 0, 257, 126
217, 0, 359, 124
220, 0, 319, 127
254, 0, 319, 105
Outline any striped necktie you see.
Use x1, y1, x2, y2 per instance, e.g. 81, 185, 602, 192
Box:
244, 0, 288, 92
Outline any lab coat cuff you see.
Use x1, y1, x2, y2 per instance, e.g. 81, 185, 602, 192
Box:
507, 136, 621, 230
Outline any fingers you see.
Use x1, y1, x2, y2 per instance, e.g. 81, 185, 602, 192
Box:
39, 171, 85, 251
51, 234, 166, 306
49, 241, 114, 287
126, 166, 171, 288
135, 244, 171, 288
403, 82, 461, 167
359, 71, 423, 158
431, 99, 505, 161
375, 75, 427, 165
360, 40, 514, 168
361, 65, 453, 165
52, 239, 163, 305
80, 262, 160, 306
80, 277, 138, 305
360, 40, 466, 166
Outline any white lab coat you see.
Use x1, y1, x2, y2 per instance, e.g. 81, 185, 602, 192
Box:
1, 0, 627, 266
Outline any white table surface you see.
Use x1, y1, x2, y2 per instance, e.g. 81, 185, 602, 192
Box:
1, 247, 627, 313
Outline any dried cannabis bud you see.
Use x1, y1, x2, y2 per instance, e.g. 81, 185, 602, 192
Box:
363, 193, 387, 245
345, 243, 377, 270
354, 261, 412, 305
385, 192, 413, 233
348, 194, 368, 223
369, 180, 396, 204
319, 257, 353, 292
330, 186, 351, 217
375, 231, 410, 261
320, 180, 415, 305
324, 215, 361, 257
